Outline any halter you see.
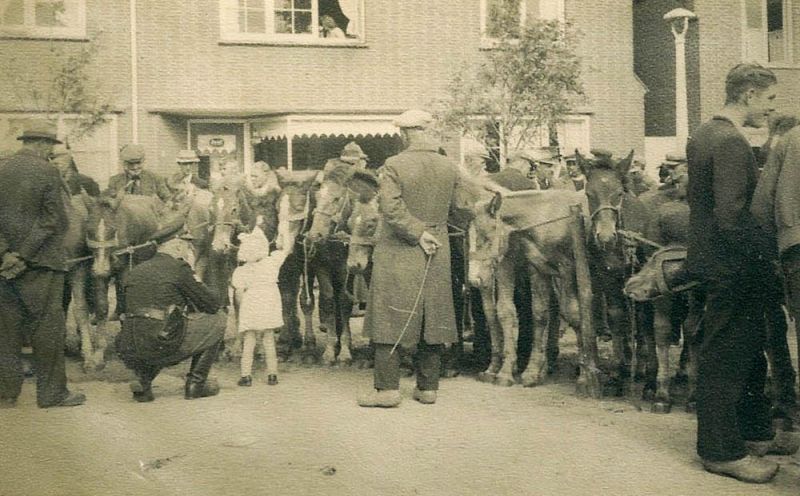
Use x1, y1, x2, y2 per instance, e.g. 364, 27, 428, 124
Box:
589, 195, 624, 228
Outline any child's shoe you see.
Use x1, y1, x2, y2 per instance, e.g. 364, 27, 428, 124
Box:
238, 376, 252, 387
267, 375, 278, 386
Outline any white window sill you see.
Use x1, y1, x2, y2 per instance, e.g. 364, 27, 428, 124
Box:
219, 37, 367, 48
764, 63, 800, 70
0, 30, 87, 41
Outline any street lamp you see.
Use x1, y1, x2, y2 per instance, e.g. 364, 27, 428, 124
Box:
664, 8, 697, 154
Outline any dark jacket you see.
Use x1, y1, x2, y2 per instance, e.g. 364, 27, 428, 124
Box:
489, 168, 537, 191
686, 116, 771, 282
107, 170, 171, 202
363, 143, 459, 348
119, 253, 221, 363
752, 126, 800, 254
0, 149, 68, 271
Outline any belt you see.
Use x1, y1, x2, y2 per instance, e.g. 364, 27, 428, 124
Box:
121, 308, 168, 321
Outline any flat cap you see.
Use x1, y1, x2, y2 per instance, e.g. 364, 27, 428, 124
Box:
176, 149, 200, 163
590, 148, 613, 159
120, 144, 145, 163
340, 141, 368, 162
663, 153, 686, 163
393, 109, 433, 129
17, 121, 61, 144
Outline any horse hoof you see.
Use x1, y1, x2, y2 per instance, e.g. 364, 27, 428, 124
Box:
494, 375, 515, 387
477, 371, 496, 383
521, 375, 543, 388
302, 354, 317, 366
641, 387, 655, 401
442, 368, 460, 379
685, 401, 697, 414
651, 401, 672, 414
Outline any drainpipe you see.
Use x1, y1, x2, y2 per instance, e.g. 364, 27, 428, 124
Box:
130, 0, 139, 144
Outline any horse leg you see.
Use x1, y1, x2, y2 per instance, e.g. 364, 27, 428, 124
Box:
639, 303, 657, 401
71, 267, 99, 372
521, 269, 554, 387
299, 267, 317, 365
651, 298, 675, 413
605, 283, 629, 397
494, 260, 518, 387
318, 268, 339, 366
336, 265, 353, 366
684, 291, 705, 413
476, 284, 502, 383
278, 257, 303, 362
63, 270, 81, 356
546, 279, 561, 374
90, 276, 110, 372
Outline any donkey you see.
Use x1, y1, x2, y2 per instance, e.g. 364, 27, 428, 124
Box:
467, 182, 600, 391
578, 150, 652, 395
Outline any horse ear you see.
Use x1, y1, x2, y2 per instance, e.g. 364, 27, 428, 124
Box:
487, 191, 503, 217
575, 149, 591, 177
617, 150, 635, 175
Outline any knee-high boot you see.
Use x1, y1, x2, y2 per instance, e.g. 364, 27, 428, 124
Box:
185, 342, 222, 399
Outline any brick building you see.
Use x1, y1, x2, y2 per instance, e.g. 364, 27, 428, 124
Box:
635, 0, 800, 161
0, 0, 644, 187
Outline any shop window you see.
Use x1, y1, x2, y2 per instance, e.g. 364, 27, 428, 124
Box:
0, 0, 85, 39
220, 0, 364, 44
743, 0, 793, 64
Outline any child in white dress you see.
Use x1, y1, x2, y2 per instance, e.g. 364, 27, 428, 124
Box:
231, 221, 290, 386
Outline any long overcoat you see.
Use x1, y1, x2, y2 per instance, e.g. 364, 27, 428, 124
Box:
363, 143, 458, 349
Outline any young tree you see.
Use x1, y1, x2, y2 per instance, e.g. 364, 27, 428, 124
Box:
435, 0, 584, 167
3, 38, 112, 143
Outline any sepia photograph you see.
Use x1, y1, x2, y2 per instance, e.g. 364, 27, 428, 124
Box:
0, 0, 799, 494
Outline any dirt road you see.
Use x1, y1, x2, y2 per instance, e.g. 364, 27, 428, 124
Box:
1, 323, 799, 496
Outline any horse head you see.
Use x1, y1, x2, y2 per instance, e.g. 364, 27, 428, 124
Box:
210, 183, 250, 254
275, 171, 319, 253
467, 191, 512, 289
85, 201, 119, 278
578, 149, 634, 248
307, 163, 354, 244
345, 171, 380, 274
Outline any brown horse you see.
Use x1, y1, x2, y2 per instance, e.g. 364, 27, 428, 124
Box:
578, 150, 651, 395
466, 177, 600, 393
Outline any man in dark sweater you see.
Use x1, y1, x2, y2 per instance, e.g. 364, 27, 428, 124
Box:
115, 237, 226, 402
687, 63, 797, 484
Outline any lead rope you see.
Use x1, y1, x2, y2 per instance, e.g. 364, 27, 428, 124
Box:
301, 188, 313, 307
390, 253, 434, 356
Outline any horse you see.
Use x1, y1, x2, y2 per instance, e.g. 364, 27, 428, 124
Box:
274, 170, 321, 364
578, 150, 652, 395
84, 193, 164, 369
305, 162, 364, 366
466, 177, 601, 393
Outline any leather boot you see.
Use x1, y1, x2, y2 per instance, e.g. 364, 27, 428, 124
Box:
185, 377, 220, 399
357, 389, 401, 408
746, 431, 800, 456
185, 344, 221, 399
702, 456, 779, 483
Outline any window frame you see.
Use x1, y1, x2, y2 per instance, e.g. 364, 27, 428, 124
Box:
219, 0, 366, 46
479, 0, 565, 47
741, 0, 794, 67
0, 0, 87, 40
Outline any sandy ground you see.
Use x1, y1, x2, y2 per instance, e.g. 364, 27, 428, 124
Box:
2, 317, 800, 496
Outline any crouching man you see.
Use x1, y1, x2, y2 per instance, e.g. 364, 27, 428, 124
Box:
115, 236, 225, 402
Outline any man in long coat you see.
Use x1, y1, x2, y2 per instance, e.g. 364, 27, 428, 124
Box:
358, 110, 459, 408
0, 122, 85, 408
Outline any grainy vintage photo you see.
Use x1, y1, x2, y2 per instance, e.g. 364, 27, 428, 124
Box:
1, 0, 799, 494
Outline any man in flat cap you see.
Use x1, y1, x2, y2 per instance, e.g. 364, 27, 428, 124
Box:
0, 121, 86, 408
358, 109, 462, 407
168, 149, 208, 197
107, 144, 171, 202
461, 140, 491, 178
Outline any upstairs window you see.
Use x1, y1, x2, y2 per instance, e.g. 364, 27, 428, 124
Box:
743, 0, 793, 65
480, 0, 564, 44
220, 0, 364, 44
0, 0, 86, 39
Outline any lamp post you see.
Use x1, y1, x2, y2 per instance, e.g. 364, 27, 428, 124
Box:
664, 8, 697, 153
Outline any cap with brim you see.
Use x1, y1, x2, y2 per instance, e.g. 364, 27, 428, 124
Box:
120, 144, 145, 163
17, 121, 61, 144
176, 149, 200, 163
393, 109, 433, 129
590, 148, 613, 158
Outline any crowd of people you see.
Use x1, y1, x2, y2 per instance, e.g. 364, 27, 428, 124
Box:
2, 63, 800, 485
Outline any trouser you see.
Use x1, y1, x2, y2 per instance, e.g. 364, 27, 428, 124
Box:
240, 329, 279, 377
120, 312, 225, 388
374, 339, 444, 392
763, 267, 796, 414
696, 272, 774, 462
0, 269, 69, 407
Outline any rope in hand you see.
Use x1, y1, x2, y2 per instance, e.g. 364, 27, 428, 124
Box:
390, 252, 434, 356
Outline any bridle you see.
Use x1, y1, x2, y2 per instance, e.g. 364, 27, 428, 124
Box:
589, 195, 625, 230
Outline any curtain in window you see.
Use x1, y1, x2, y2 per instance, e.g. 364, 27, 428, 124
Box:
338, 0, 359, 37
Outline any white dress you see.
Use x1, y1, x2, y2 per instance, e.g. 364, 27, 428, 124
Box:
230, 250, 289, 332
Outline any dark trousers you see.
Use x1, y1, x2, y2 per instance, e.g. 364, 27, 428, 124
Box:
763, 268, 796, 414
0, 269, 69, 407
374, 340, 444, 391
696, 272, 774, 462
118, 312, 225, 387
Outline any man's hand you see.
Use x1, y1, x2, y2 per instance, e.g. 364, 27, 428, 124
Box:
418, 231, 441, 256
0, 252, 26, 279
